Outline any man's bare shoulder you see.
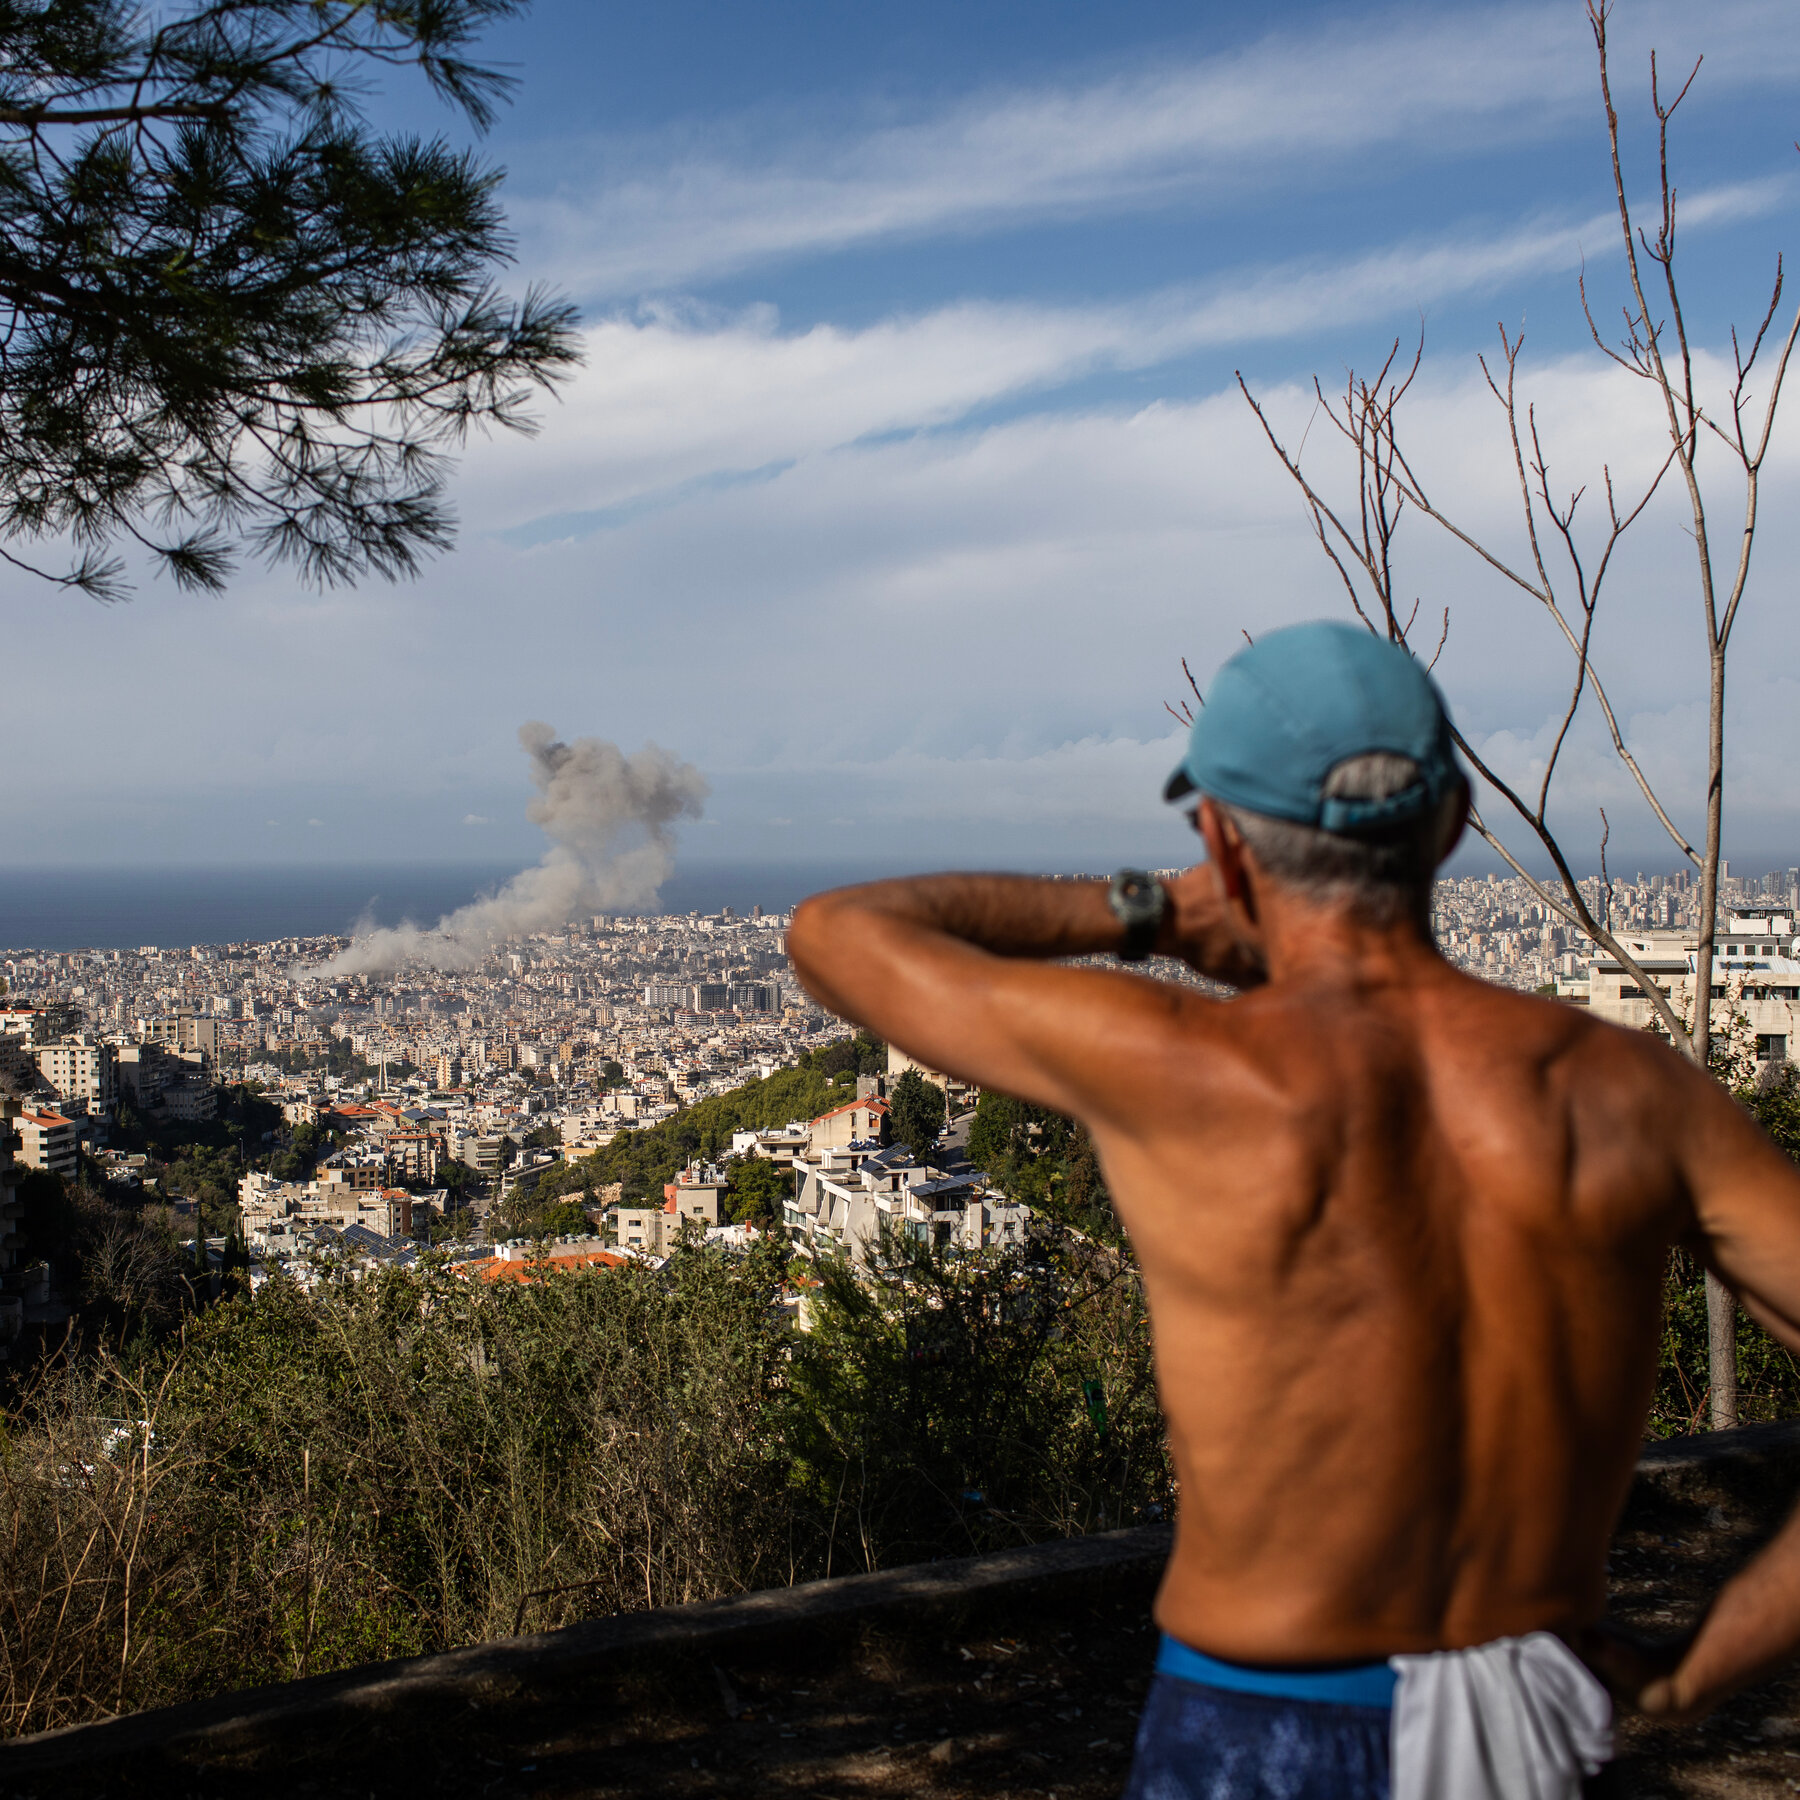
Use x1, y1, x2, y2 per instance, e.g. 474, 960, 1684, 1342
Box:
1420, 962, 1720, 1153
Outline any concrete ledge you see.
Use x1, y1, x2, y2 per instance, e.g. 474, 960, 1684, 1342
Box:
1, 1522, 1173, 1773
12, 1416, 1800, 1778
1637, 1418, 1800, 1474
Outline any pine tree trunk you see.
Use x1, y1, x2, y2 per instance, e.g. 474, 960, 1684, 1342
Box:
1706, 1270, 1739, 1430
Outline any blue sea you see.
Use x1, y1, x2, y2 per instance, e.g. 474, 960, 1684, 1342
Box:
0, 859, 940, 953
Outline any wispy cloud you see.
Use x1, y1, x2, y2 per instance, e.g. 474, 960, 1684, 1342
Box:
516, 0, 1800, 296
474, 181, 1794, 542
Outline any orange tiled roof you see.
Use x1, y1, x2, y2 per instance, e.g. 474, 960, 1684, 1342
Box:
460, 1246, 627, 1284
810, 1095, 890, 1124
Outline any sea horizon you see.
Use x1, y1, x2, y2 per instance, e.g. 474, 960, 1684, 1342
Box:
0, 855, 1091, 954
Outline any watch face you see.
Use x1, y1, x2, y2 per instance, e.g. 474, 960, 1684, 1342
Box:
1111, 871, 1163, 927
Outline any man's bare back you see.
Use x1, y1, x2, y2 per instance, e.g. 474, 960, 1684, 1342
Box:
1096, 943, 1679, 1663
788, 845, 1800, 1724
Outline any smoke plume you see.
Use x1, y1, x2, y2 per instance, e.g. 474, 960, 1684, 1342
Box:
317, 726, 708, 976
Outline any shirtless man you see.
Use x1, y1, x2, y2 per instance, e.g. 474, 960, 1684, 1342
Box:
785, 622, 1800, 1800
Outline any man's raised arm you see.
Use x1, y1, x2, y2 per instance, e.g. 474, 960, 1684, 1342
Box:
785, 869, 1260, 1119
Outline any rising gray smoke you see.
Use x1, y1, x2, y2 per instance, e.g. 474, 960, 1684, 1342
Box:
317, 726, 708, 976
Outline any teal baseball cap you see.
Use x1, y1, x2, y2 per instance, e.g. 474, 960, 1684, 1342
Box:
1164, 621, 1461, 834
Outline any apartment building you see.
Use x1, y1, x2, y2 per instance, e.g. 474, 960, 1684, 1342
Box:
1581, 912, 1800, 1062
614, 1205, 665, 1253
15, 1110, 78, 1177
729, 1123, 811, 1170
239, 1168, 429, 1253
314, 1153, 386, 1193
0, 1008, 41, 1044
384, 1130, 443, 1185
0, 1099, 24, 1274
135, 1011, 221, 1062
807, 1094, 890, 1151
32, 1036, 118, 1120
613, 1173, 724, 1255
664, 1161, 727, 1225
886, 1044, 975, 1110
785, 1142, 1010, 1267
0, 1039, 36, 1097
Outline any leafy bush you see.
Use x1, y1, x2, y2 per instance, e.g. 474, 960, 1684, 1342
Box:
0, 1242, 798, 1732
490, 1197, 593, 1243
804, 1032, 886, 1080
724, 1155, 792, 1226
966, 1094, 1120, 1244
0, 1223, 1163, 1737
1642, 1050, 1800, 1433
786, 1224, 1169, 1572
1648, 1249, 1800, 1436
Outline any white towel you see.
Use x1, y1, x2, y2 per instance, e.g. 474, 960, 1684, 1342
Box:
1389, 1631, 1614, 1800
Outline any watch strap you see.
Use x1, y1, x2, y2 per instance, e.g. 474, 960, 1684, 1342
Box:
1108, 869, 1166, 963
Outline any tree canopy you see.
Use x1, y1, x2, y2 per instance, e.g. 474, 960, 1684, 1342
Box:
887, 1067, 945, 1162
967, 1091, 1117, 1243
0, 0, 580, 600
724, 1154, 791, 1227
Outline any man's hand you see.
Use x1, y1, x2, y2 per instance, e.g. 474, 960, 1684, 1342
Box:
1577, 1477, 1800, 1725
1576, 1622, 1708, 1720
1158, 863, 1267, 989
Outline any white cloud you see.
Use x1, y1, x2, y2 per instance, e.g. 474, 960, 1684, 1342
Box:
485, 345, 1798, 869
4, 278, 1797, 872
467, 181, 1794, 544
515, 0, 1800, 295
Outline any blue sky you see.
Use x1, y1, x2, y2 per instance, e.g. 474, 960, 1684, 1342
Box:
6, 0, 1800, 885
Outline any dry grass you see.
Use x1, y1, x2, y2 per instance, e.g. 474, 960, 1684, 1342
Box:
0, 1230, 1168, 1739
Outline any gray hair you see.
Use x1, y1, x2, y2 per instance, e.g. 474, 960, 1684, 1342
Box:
1218, 752, 1463, 927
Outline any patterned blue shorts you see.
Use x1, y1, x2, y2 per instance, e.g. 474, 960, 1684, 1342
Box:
1122, 1672, 1391, 1800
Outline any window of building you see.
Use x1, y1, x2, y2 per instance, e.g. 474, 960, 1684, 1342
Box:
1757, 1035, 1788, 1062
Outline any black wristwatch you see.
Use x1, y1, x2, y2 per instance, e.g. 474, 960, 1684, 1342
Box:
1108, 868, 1166, 963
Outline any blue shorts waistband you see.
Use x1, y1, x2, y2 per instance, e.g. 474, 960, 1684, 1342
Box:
1155, 1634, 1398, 1709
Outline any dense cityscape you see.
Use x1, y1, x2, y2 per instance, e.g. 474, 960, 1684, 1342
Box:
4, 858, 1794, 1304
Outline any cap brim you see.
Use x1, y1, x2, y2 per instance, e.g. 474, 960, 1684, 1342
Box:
1163, 767, 1198, 803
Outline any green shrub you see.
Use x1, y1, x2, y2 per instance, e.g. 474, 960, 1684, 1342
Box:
0, 1223, 1163, 1736
786, 1224, 1170, 1572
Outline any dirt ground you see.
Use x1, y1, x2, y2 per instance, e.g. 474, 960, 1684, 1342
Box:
17, 1449, 1800, 1799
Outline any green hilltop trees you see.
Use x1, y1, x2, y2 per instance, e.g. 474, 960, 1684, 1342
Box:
887, 1067, 945, 1162
534, 1040, 882, 1208
0, 0, 579, 600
